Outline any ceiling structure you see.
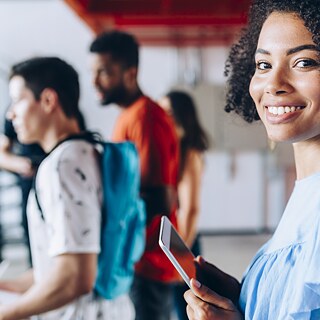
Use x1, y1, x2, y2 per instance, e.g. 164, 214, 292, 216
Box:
64, 0, 252, 46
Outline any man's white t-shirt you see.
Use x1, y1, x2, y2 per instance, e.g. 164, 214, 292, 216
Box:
27, 140, 134, 320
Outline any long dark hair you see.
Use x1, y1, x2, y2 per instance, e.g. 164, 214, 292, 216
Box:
165, 91, 209, 176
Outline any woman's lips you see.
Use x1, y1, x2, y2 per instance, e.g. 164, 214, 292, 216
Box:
266, 105, 305, 115
265, 105, 305, 124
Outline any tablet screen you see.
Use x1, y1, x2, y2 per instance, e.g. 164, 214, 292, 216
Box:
169, 221, 196, 280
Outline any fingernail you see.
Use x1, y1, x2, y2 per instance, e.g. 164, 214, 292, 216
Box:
193, 279, 201, 288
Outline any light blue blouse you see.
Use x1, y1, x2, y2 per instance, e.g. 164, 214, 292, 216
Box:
239, 172, 320, 319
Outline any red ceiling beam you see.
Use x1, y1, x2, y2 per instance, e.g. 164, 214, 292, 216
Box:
64, 0, 250, 46
81, 0, 250, 15
110, 15, 247, 27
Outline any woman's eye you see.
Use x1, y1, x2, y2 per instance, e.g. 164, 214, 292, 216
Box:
256, 61, 271, 70
295, 59, 319, 68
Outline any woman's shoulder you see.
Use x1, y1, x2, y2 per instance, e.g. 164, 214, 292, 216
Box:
182, 148, 205, 175
185, 149, 204, 165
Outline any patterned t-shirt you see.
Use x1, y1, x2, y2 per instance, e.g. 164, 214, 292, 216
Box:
27, 140, 134, 320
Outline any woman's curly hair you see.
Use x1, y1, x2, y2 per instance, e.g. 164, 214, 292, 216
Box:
224, 0, 320, 123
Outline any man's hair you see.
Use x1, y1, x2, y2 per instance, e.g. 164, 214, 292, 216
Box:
90, 30, 139, 69
224, 0, 320, 123
10, 57, 80, 118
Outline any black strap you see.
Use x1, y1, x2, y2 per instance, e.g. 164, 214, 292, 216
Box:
33, 176, 44, 219
47, 131, 102, 155
33, 131, 102, 220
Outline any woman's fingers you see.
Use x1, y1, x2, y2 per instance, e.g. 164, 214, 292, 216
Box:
184, 279, 243, 320
185, 290, 214, 320
190, 279, 235, 310
186, 304, 195, 319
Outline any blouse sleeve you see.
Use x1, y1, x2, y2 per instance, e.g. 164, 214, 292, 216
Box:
289, 217, 320, 319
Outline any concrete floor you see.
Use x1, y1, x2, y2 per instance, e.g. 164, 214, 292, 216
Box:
201, 233, 271, 281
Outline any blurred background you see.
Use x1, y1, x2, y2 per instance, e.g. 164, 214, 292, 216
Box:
0, 0, 295, 282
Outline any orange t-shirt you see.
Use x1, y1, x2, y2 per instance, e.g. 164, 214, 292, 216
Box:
112, 96, 180, 282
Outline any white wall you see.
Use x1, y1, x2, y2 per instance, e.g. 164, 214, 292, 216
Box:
0, 0, 272, 149
0, 0, 289, 231
0, 0, 119, 138
0, 64, 8, 125
0, 1, 227, 138
199, 151, 265, 232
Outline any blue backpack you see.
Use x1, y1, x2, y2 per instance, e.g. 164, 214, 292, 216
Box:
34, 133, 146, 300
94, 139, 146, 299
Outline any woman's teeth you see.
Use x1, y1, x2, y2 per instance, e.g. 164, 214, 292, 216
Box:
267, 106, 303, 115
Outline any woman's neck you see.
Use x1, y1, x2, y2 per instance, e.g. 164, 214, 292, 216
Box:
293, 140, 320, 180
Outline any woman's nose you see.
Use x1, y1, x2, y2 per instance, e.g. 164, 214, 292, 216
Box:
264, 67, 293, 96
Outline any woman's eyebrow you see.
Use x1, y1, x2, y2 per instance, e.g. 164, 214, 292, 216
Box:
255, 45, 319, 56
255, 48, 270, 56
286, 44, 319, 55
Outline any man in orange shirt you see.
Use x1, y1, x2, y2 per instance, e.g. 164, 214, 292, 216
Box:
89, 31, 179, 320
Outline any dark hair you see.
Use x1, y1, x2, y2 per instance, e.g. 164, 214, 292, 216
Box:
90, 30, 139, 69
225, 0, 320, 123
10, 57, 80, 119
165, 91, 209, 174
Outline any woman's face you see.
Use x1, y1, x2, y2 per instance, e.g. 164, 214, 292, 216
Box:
158, 96, 185, 139
249, 12, 320, 143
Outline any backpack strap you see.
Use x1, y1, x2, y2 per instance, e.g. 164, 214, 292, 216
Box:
48, 131, 102, 153
33, 174, 44, 220
33, 131, 101, 220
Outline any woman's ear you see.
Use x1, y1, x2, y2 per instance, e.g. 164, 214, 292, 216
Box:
40, 88, 59, 114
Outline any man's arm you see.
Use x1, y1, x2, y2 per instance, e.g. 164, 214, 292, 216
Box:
0, 253, 97, 320
0, 135, 34, 177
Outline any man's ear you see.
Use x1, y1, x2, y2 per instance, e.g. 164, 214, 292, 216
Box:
124, 66, 138, 88
40, 88, 59, 114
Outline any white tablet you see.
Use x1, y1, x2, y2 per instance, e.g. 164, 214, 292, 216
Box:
159, 216, 196, 288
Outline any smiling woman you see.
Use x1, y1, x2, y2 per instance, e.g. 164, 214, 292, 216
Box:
250, 12, 320, 145
183, 0, 320, 319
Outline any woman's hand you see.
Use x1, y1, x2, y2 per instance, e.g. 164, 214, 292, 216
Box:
195, 256, 241, 305
184, 279, 243, 320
